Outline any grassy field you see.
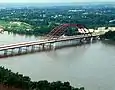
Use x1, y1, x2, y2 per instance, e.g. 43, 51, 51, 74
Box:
0, 20, 32, 30
0, 20, 34, 35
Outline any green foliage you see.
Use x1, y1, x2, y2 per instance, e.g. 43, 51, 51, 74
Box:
0, 5, 115, 36
102, 31, 115, 40
0, 66, 83, 90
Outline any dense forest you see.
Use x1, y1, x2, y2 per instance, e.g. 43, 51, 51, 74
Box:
0, 66, 84, 90
0, 4, 115, 35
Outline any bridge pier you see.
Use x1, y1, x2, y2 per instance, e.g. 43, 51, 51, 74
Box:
79, 37, 93, 44
52, 42, 56, 50
4, 50, 8, 56
52, 39, 82, 49
92, 36, 99, 40
0, 35, 99, 58
45, 43, 53, 51
10, 49, 14, 56
85, 37, 92, 43
18, 47, 22, 55
49, 43, 53, 50
80, 38, 84, 44
42, 44, 45, 51
26, 46, 30, 53
31, 45, 35, 52
39, 45, 43, 51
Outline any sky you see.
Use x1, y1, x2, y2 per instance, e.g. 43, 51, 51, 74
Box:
0, 0, 114, 3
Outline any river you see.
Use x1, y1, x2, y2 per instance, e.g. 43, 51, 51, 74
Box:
0, 32, 115, 90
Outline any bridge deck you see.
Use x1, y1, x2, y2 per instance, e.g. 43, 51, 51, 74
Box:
0, 35, 95, 51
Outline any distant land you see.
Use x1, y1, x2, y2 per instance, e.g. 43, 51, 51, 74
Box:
0, 2, 115, 9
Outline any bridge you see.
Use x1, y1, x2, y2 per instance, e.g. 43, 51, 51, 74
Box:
0, 24, 99, 58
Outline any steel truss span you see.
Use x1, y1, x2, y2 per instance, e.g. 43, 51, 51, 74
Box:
47, 24, 92, 40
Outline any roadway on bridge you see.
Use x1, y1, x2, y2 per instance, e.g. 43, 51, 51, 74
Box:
0, 35, 94, 51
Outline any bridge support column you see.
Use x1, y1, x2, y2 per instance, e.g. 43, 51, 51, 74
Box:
38, 45, 42, 51
45, 44, 49, 51
92, 36, 98, 40
25, 46, 29, 53
42, 44, 45, 51
11, 49, 14, 56
85, 37, 91, 43
4, 50, 8, 56
49, 43, 52, 50
18, 47, 22, 54
79, 38, 84, 45
47, 43, 52, 50
53, 42, 56, 50
31, 45, 35, 52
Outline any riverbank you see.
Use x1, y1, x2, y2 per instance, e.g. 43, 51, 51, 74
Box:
100, 31, 115, 40
0, 20, 53, 36
1, 20, 115, 36
0, 66, 84, 90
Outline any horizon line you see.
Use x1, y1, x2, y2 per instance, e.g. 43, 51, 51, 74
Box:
0, 1, 115, 3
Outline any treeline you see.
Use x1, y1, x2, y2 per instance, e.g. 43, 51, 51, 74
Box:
5, 25, 53, 36
0, 66, 84, 90
4, 22, 78, 36
101, 31, 115, 40
0, 5, 115, 36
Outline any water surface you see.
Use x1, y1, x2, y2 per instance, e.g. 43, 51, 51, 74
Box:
0, 32, 115, 90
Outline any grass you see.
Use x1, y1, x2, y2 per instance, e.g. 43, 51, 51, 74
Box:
0, 20, 33, 32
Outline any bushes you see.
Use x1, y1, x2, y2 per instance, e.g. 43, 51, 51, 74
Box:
0, 66, 84, 90
101, 31, 115, 40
